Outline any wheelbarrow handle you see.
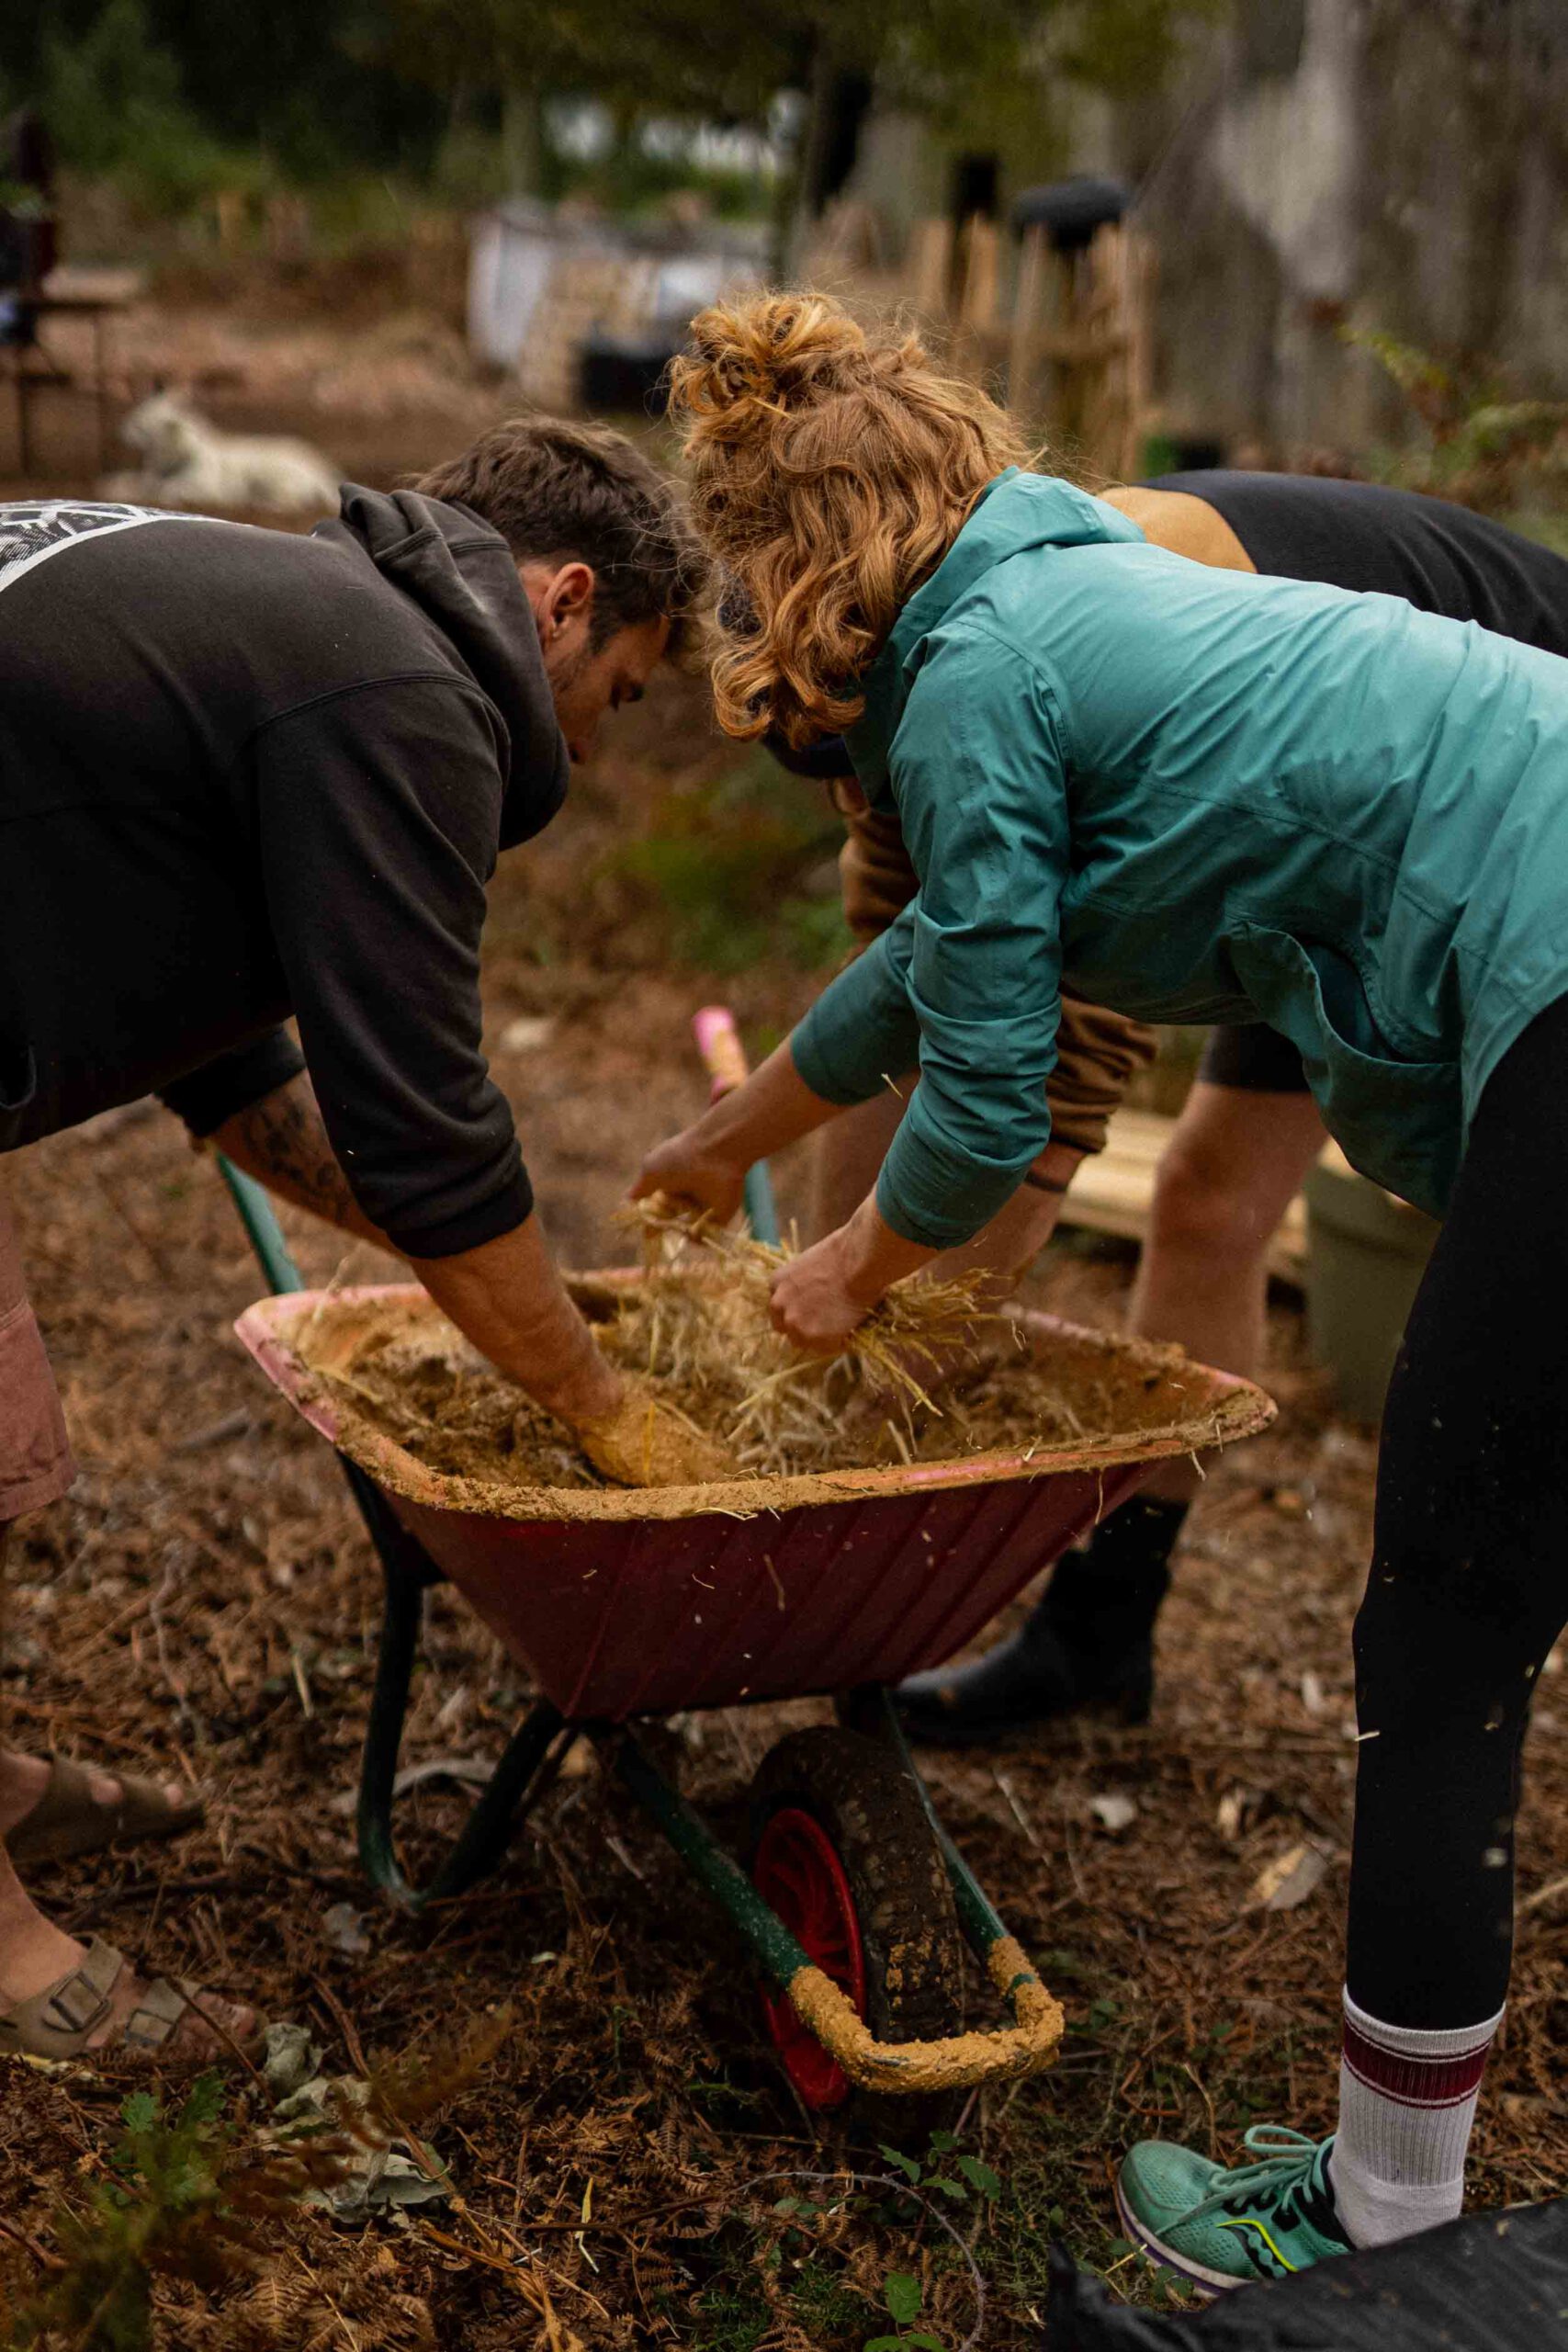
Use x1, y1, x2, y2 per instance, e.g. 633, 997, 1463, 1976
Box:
785, 1936, 1065, 2096
691, 1005, 781, 1247
609, 1725, 1064, 2096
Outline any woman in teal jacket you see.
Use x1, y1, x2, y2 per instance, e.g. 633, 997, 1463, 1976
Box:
637, 295, 1568, 2290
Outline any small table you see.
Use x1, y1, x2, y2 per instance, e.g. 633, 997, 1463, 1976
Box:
3, 265, 144, 475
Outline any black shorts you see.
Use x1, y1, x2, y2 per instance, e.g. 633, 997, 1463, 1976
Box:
1198, 1023, 1310, 1092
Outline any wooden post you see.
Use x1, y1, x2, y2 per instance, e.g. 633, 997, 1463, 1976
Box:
1009, 223, 1049, 418
959, 215, 999, 334
1123, 228, 1155, 479
214, 188, 247, 252
909, 217, 954, 326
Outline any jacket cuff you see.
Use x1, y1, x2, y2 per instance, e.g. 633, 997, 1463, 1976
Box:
388, 1170, 534, 1261
874, 1118, 1042, 1251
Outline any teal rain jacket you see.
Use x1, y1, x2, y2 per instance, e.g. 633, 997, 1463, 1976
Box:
791, 469, 1568, 1248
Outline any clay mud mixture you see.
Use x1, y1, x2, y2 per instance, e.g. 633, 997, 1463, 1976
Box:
290, 1261, 1188, 1502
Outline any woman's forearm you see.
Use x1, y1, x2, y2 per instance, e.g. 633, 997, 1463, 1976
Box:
700, 1039, 847, 1162
836, 1188, 939, 1298
633, 1037, 849, 1219
925, 1140, 1085, 1297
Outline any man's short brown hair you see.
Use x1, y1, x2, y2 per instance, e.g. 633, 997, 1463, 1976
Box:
416, 418, 707, 659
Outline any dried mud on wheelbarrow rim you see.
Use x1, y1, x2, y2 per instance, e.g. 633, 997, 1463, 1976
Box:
235, 1282, 1275, 1526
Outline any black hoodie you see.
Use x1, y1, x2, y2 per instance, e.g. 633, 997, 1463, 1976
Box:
0, 489, 570, 1257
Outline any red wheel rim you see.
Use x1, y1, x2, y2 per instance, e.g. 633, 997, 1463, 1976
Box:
752, 1806, 868, 2110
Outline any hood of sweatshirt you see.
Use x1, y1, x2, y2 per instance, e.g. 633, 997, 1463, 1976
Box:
844, 469, 1145, 803
319, 486, 570, 848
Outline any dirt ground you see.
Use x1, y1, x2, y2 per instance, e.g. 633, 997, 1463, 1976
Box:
3, 291, 1567, 2349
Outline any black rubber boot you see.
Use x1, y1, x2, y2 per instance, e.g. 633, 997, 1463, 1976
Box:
893, 1498, 1189, 1747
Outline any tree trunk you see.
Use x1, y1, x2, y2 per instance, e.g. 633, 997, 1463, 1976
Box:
501, 84, 547, 198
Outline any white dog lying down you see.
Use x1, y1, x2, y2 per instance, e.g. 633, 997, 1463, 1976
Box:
101, 391, 340, 514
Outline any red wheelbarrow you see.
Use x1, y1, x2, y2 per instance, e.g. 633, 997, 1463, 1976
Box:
231, 1235, 1271, 2132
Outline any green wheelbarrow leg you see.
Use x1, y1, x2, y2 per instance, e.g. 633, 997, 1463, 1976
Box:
355, 1503, 570, 1912
604, 1725, 817, 1992
217, 1150, 570, 1912
217, 1154, 305, 1295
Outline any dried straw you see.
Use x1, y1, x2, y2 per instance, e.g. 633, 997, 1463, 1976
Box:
298, 1220, 1122, 1492
603, 1206, 1009, 1478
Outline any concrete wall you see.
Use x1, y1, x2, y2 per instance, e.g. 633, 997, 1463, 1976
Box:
1115, 0, 1568, 461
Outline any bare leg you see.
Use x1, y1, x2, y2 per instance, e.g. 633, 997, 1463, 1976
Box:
1130, 1083, 1327, 1503
897, 1083, 1327, 1742
0, 1525, 93, 2004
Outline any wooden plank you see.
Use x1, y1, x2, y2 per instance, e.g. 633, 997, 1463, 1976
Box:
38, 265, 145, 311
1009, 223, 1049, 411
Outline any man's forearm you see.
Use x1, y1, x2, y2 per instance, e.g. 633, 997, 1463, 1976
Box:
210, 1074, 389, 1249
214, 1077, 621, 1430
411, 1215, 620, 1425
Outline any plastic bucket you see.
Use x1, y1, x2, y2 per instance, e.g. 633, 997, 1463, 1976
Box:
1303, 1163, 1438, 1423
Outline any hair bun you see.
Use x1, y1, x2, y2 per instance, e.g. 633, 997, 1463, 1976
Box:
671, 294, 872, 440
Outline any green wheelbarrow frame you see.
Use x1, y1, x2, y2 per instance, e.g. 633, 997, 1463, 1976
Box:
219, 1153, 1066, 2098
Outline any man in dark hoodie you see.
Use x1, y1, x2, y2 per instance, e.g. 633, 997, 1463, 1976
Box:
0, 419, 711, 2063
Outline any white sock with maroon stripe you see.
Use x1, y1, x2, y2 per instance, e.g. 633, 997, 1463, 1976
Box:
1328, 1988, 1503, 2248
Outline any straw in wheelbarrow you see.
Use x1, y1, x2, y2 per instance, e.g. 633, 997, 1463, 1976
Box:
291, 1219, 1150, 1500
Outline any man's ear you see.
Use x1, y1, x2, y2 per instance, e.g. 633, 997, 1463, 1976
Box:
528, 560, 595, 649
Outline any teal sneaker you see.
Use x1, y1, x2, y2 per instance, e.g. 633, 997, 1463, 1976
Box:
1115, 2125, 1351, 2294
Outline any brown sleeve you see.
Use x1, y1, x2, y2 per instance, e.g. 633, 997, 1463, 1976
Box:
837, 797, 1156, 1156
838, 797, 919, 944
1047, 989, 1157, 1157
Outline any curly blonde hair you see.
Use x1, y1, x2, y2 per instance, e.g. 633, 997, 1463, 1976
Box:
668, 292, 1034, 747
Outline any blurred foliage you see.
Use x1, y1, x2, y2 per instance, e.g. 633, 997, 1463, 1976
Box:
37, 0, 261, 216
2, 0, 447, 207
1, 0, 1206, 220
1345, 325, 1568, 516
375, 0, 1205, 136
608, 749, 853, 977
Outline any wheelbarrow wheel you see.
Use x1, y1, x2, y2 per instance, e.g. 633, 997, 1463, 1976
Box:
750, 1725, 966, 2148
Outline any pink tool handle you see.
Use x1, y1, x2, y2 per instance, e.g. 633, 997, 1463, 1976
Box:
693, 1004, 750, 1102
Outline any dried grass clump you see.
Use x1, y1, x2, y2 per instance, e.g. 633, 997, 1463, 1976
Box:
609, 1206, 1008, 1477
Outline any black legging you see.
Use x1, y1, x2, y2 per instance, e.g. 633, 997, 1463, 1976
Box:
1348, 994, 1568, 2029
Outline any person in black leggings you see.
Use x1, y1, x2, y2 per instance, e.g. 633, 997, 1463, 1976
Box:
1349, 996, 1568, 2030
1098, 993, 1568, 2289
755, 471, 1568, 2257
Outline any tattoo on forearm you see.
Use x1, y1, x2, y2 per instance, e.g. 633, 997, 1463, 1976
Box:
231, 1080, 366, 1233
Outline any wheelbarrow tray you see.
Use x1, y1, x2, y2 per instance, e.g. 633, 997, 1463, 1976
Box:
237, 1282, 1270, 1723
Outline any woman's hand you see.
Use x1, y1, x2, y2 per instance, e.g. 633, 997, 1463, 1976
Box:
632, 1040, 847, 1229
771, 1196, 942, 1354
630, 1126, 747, 1227
769, 1229, 880, 1354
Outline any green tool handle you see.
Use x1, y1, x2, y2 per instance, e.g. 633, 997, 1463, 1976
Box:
691, 1004, 781, 1247
216, 1153, 302, 1295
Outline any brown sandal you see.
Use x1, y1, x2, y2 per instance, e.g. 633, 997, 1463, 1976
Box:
0, 1938, 255, 2062
6, 1756, 204, 1867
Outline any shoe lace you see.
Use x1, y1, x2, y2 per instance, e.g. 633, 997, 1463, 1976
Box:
1176, 2126, 1330, 2229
